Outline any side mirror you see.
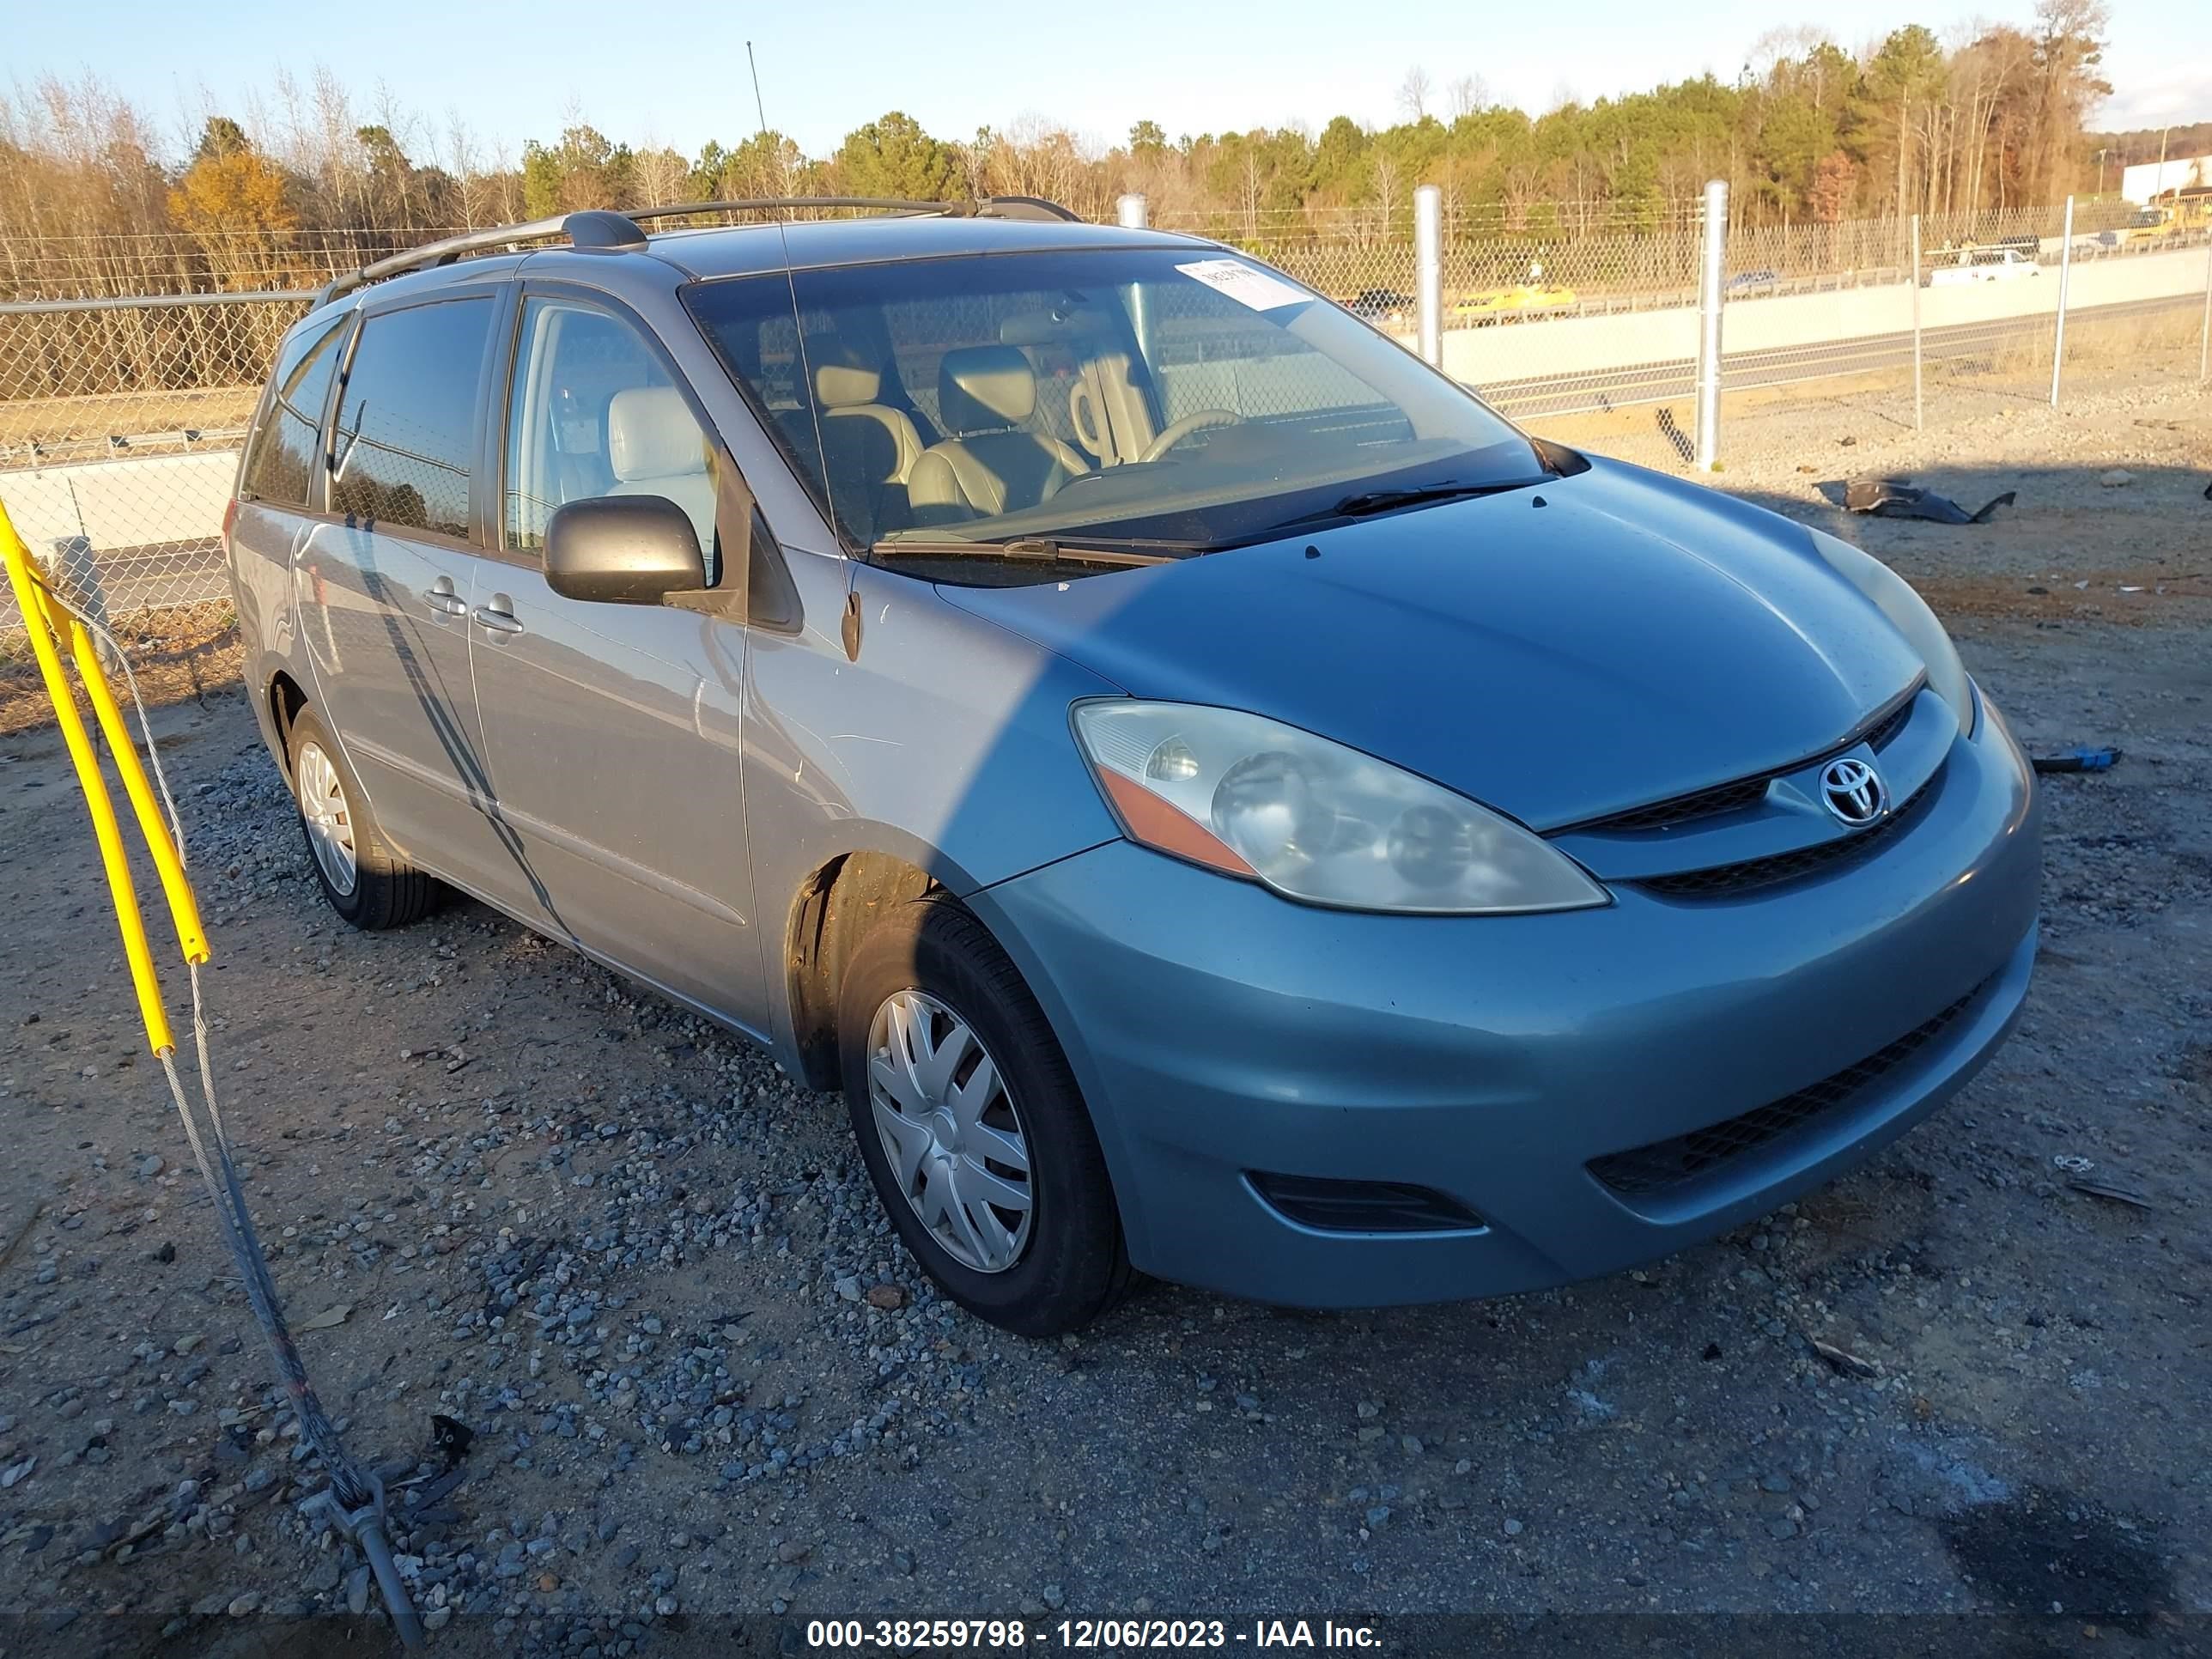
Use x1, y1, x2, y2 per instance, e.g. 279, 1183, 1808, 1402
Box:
544, 495, 706, 604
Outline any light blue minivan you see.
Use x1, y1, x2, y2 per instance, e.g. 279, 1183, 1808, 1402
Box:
227, 198, 2040, 1334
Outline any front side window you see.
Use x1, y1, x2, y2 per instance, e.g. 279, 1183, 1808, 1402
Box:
329, 297, 493, 539
240, 313, 349, 508
503, 296, 717, 569
686, 247, 1540, 558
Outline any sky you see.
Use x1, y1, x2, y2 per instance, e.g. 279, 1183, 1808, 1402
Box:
11, 0, 2209, 164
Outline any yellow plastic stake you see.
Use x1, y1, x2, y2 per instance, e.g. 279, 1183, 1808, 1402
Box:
57, 602, 210, 963
1, 507, 176, 1053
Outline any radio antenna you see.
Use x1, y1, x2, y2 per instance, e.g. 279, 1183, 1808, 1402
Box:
745, 40, 769, 137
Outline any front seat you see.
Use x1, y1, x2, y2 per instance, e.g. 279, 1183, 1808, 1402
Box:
604, 386, 716, 555
811, 344, 924, 539
909, 345, 1089, 522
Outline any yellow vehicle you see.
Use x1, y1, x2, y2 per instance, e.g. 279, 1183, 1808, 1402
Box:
2121, 207, 2177, 243
1454, 262, 1576, 322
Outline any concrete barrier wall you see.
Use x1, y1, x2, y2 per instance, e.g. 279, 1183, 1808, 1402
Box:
1435, 245, 2209, 386
2, 448, 240, 556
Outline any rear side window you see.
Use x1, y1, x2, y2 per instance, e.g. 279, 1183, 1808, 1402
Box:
330, 297, 494, 539
240, 315, 349, 508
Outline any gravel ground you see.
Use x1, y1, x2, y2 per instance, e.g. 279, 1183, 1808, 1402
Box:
0, 376, 2207, 1656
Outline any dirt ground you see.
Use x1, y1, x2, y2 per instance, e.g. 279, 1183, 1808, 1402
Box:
1, 376, 2209, 1657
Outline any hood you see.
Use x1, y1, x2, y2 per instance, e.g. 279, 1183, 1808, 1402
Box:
941, 459, 1927, 830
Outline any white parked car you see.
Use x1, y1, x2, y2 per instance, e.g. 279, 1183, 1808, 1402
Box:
1926, 247, 2041, 287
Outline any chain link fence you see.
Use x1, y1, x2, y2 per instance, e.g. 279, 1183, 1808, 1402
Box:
1231, 194, 2209, 475
2, 293, 308, 628
4, 198, 2209, 654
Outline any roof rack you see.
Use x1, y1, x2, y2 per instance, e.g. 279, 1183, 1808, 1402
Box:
314, 195, 1081, 305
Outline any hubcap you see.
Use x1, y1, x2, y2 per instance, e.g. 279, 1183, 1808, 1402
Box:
866, 989, 1034, 1274
295, 740, 358, 896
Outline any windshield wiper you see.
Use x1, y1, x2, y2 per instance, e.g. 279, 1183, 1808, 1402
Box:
1321, 475, 1553, 519
871, 534, 1199, 568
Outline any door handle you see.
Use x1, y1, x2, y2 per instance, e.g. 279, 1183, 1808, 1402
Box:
472, 596, 525, 635
422, 582, 468, 616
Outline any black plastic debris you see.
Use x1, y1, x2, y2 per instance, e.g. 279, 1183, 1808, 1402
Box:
429, 1414, 475, 1470
2031, 745, 2121, 775
1844, 477, 2016, 524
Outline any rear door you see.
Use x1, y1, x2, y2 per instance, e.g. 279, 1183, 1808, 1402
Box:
465, 287, 758, 1022
297, 291, 517, 893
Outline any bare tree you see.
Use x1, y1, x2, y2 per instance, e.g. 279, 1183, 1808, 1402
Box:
1397, 67, 1432, 123
632, 135, 688, 207
1447, 75, 1489, 119
489, 140, 523, 221
1371, 153, 1403, 240
441, 112, 490, 228
2029, 0, 2111, 198
1747, 23, 1827, 83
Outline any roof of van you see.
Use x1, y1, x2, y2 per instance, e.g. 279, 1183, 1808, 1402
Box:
642, 215, 1206, 282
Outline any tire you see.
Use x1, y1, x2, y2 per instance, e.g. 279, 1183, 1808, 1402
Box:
285, 706, 439, 930
838, 897, 1133, 1336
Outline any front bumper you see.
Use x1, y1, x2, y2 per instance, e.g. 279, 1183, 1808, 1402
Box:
969, 696, 2041, 1308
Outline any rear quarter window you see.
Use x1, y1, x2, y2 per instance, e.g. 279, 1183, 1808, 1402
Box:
240, 314, 351, 508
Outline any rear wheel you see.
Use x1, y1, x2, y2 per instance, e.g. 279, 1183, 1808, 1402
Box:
838, 897, 1133, 1336
285, 706, 439, 930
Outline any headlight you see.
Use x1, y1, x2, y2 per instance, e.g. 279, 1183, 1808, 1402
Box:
1071, 701, 1608, 915
1806, 527, 1976, 736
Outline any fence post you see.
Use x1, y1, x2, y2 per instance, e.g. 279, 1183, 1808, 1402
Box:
2199, 226, 2211, 383
36, 533, 118, 672
1413, 185, 1443, 368
2050, 196, 2075, 406
1694, 178, 1728, 471
1115, 193, 1146, 229
1910, 215, 1923, 432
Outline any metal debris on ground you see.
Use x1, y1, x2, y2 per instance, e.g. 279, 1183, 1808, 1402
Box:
2068, 1179, 2154, 1210
1842, 477, 2016, 524
430, 1414, 477, 1470
2031, 746, 2122, 775
1811, 1338, 1883, 1379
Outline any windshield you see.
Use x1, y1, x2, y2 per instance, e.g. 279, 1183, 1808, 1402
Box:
684, 246, 1540, 556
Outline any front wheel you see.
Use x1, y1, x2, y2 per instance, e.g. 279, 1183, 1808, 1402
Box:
838, 898, 1133, 1335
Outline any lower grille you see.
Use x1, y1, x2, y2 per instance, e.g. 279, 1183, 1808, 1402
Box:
1588, 978, 1989, 1198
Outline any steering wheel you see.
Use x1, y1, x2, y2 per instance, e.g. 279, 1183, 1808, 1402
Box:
1138, 408, 1243, 464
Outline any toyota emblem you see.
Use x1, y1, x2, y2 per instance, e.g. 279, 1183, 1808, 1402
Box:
1820, 757, 1887, 826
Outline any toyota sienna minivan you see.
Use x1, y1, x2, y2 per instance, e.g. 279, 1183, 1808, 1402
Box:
226, 198, 2040, 1334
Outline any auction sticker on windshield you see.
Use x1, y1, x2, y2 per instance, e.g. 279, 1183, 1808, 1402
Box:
1174, 258, 1310, 310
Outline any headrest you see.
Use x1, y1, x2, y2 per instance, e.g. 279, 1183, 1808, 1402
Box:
606, 386, 704, 482
812, 343, 884, 409
938, 345, 1036, 435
